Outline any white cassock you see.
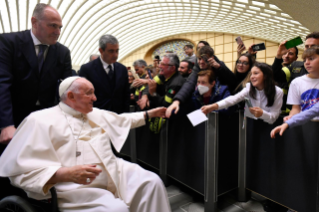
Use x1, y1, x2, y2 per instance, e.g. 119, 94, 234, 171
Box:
0, 102, 171, 212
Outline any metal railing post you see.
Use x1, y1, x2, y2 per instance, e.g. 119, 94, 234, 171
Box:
129, 106, 137, 163
159, 119, 168, 185
237, 110, 249, 201
204, 112, 218, 212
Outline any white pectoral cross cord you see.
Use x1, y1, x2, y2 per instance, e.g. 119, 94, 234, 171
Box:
59, 105, 85, 157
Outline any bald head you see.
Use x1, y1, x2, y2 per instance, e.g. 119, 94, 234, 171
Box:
31, 3, 62, 45
61, 78, 97, 114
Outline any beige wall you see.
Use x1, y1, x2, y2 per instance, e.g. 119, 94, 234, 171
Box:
119, 32, 303, 71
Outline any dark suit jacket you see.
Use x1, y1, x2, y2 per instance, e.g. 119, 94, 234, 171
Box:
79, 59, 130, 114
0, 30, 72, 128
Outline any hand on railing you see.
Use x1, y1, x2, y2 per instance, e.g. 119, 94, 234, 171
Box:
166, 100, 180, 118
201, 103, 218, 115
270, 123, 289, 138
283, 114, 292, 122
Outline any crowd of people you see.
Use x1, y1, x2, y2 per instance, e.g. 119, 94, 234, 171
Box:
1, 2, 319, 212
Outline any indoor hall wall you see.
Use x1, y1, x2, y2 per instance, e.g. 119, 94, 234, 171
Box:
119, 32, 304, 70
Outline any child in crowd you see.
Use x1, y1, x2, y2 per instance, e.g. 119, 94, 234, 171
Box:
233, 53, 255, 94
284, 46, 319, 121
271, 46, 319, 137
201, 62, 283, 124
192, 70, 232, 113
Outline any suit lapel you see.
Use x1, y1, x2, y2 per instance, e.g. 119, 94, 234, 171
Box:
20, 30, 39, 77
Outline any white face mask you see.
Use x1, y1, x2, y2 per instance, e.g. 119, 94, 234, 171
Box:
197, 84, 210, 95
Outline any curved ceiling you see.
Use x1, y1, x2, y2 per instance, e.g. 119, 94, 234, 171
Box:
0, 0, 311, 67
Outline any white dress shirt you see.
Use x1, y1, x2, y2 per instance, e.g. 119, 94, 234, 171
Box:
100, 56, 114, 74
30, 30, 49, 59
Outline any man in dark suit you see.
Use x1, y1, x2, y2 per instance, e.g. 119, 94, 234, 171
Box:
0, 3, 72, 145
0, 3, 72, 199
79, 35, 130, 114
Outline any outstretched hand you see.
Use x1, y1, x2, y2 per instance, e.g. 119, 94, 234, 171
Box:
201, 104, 218, 115
148, 107, 167, 118
270, 123, 289, 138
166, 101, 180, 118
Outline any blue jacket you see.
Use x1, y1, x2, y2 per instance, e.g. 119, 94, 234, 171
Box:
192, 79, 234, 113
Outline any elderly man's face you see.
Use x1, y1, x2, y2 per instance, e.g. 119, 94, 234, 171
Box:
72, 79, 97, 114
99, 43, 119, 64
159, 57, 175, 79
31, 7, 62, 45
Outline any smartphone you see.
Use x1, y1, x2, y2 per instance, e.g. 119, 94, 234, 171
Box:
235, 36, 246, 50
252, 43, 266, 52
245, 97, 253, 108
147, 69, 153, 80
285, 36, 303, 49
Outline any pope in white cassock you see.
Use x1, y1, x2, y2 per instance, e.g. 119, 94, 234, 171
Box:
0, 77, 171, 212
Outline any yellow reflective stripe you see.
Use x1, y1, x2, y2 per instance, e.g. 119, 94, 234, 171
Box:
282, 67, 291, 83
154, 76, 163, 85
165, 95, 173, 103
134, 86, 146, 96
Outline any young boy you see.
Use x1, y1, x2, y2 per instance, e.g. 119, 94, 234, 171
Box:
271, 46, 319, 138
284, 46, 319, 122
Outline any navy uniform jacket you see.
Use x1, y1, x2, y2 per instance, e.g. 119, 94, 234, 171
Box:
0, 30, 72, 128
79, 58, 130, 114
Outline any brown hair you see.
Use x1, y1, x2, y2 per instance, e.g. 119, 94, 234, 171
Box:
306, 32, 319, 40
302, 46, 319, 60
196, 46, 215, 58
197, 70, 216, 84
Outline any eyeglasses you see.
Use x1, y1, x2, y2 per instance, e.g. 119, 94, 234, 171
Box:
237, 61, 249, 66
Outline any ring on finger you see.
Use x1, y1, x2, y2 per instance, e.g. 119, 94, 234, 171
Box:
86, 178, 91, 183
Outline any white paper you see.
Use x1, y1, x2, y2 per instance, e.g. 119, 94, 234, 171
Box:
187, 109, 208, 127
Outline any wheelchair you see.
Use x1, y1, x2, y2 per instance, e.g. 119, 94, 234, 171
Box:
0, 187, 59, 212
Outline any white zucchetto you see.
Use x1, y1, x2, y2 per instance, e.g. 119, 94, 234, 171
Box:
59, 76, 81, 97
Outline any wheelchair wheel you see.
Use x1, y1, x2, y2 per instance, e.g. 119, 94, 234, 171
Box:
0, 196, 36, 212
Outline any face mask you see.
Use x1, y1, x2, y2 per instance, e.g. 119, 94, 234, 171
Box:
197, 84, 210, 95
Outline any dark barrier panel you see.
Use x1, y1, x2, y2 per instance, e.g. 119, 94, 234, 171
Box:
167, 112, 239, 195
167, 114, 206, 193
135, 120, 161, 170
246, 118, 319, 212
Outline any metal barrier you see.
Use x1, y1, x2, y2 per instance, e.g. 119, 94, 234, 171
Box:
122, 108, 319, 212
244, 114, 319, 212
122, 110, 239, 212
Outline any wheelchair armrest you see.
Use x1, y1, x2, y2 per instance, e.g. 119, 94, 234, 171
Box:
50, 187, 59, 212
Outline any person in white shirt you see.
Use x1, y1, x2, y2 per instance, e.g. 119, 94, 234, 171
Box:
201, 62, 283, 124
284, 46, 319, 122
0, 77, 171, 212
